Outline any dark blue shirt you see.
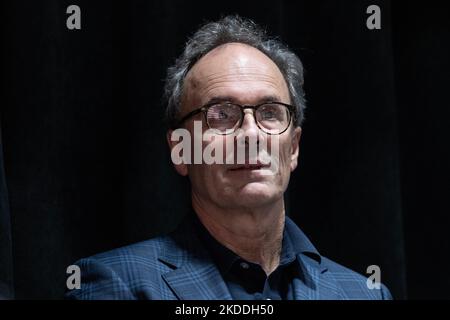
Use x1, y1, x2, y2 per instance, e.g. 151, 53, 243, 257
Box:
193, 213, 307, 300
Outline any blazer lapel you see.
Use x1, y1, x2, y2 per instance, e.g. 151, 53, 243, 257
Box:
161, 257, 232, 300
293, 253, 343, 300
158, 215, 232, 300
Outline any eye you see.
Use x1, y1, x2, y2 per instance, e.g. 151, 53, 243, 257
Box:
218, 110, 228, 120
209, 104, 240, 121
259, 105, 281, 121
261, 110, 276, 120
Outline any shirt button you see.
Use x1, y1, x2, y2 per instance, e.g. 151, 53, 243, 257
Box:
240, 262, 250, 269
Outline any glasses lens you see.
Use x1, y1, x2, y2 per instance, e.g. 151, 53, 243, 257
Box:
256, 103, 290, 134
207, 104, 241, 134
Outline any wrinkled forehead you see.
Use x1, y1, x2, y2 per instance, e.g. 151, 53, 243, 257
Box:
182, 43, 290, 107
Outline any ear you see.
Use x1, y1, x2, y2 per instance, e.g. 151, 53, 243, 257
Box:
290, 126, 302, 172
166, 129, 188, 176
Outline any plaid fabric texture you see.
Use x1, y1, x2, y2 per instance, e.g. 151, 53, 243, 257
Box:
65, 216, 392, 300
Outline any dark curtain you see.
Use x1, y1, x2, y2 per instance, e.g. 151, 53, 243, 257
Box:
0, 126, 14, 299
1, 0, 449, 299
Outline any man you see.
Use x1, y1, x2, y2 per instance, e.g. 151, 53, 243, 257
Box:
65, 15, 392, 300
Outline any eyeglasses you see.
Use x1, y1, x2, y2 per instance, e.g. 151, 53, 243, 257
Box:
176, 101, 296, 135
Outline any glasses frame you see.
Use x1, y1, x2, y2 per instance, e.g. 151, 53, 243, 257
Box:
176, 101, 297, 135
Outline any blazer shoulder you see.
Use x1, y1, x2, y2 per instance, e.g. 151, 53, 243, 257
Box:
65, 235, 176, 300
88, 235, 171, 262
320, 256, 392, 300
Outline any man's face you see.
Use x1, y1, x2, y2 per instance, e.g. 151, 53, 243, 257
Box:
168, 43, 301, 210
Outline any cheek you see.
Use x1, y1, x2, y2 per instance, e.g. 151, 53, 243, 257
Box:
188, 160, 226, 188
269, 136, 293, 168
203, 135, 228, 163
276, 142, 294, 190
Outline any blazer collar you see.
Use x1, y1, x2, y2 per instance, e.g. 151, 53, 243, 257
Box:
284, 217, 344, 299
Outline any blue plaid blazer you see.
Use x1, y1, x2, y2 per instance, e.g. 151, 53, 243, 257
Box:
65, 215, 392, 300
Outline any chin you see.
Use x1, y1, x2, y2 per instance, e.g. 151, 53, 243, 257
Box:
234, 182, 281, 206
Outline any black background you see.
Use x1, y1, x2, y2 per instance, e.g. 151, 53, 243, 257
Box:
1, 0, 449, 299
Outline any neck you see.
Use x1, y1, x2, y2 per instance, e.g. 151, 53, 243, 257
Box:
192, 193, 285, 275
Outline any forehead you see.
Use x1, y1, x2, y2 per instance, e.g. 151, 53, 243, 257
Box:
183, 43, 290, 107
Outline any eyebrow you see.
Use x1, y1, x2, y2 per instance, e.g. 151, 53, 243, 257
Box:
205, 95, 282, 105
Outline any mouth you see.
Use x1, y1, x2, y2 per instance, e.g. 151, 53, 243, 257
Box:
228, 162, 271, 171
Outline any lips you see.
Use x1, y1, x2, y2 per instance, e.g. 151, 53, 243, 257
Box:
229, 162, 270, 171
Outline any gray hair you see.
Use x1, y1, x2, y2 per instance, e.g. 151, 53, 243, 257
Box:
163, 15, 306, 129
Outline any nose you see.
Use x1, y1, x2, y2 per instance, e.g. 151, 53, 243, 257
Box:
240, 109, 258, 130
237, 109, 262, 146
